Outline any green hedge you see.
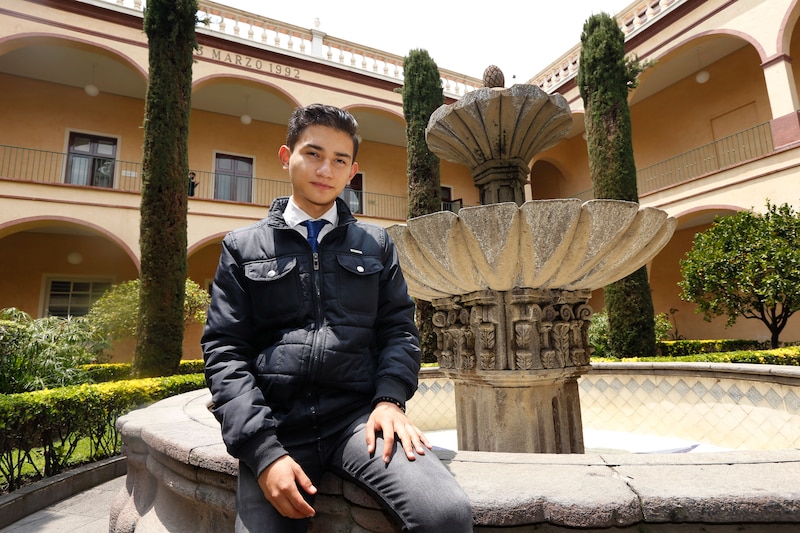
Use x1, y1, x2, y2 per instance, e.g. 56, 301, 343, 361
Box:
0, 373, 206, 493
82, 359, 206, 382
656, 339, 769, 358
595, 344, 800, 365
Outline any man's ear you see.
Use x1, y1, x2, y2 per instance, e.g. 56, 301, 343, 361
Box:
349, 161, 359, 179
278, 145, 291, 168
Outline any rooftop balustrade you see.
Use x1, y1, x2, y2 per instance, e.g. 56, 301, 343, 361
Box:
99, 0, 483, 98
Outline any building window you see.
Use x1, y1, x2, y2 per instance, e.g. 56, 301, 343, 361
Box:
65, 132, 117, 188
215, 154, 253, 202
44, 278, 112, 318
441, 185, 462, 212
340, 173, 363, 214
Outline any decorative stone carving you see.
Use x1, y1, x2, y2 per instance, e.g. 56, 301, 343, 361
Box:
430, 288, 592, 374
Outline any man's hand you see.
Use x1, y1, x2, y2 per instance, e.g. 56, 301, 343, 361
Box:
257, 455, 317, 519
366, 402, 432, 463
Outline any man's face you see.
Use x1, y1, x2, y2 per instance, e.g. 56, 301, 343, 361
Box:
279, 125, 358, 219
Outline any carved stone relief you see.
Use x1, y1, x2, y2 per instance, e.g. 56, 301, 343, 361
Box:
431, 288, 592, 372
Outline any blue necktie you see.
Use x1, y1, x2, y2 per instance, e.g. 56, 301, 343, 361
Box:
301, 219, 328, 252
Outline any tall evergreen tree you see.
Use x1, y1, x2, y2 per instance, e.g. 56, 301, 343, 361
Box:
401, 49, 444, 363
134, 0, 197, 377
578, 13, 656, 357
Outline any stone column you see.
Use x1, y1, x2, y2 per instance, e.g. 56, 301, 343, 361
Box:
432, 288, 592, 453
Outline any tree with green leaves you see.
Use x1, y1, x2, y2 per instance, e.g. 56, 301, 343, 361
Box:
679, 202, 800, 348
86, 278, 209, 341
578, 12, 656, 357
401, 49, 444, 363
135, 0, 197, 377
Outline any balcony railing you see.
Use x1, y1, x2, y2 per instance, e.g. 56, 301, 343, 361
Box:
636, 122, 774, 193
569, 122, 775, 201
0, 145, 463, 221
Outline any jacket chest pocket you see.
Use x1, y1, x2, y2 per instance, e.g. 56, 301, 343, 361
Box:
336, 255, 383, 316
244, 258, 303, 321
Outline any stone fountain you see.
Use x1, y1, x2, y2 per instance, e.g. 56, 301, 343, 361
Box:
387, 80, 676, 454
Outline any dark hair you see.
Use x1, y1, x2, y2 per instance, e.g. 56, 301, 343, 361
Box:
286, 104, 359, 160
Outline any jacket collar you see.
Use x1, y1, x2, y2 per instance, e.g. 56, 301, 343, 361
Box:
267, 196, 357, 229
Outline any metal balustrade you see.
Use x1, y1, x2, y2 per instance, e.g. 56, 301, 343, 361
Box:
0, 145, 463, 221
568, 122, 774, 201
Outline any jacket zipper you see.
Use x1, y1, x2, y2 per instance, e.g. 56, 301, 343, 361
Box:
308, 248, 325, 381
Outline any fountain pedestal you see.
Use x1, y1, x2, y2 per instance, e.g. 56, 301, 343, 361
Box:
432, 287, 591, 453
453, 368, 586, 453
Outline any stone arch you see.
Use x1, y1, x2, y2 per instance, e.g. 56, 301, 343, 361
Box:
191, 73, 300, 126
530, 110, 590, 201
776, 0, 800, 57
0, 32, 149, 88
343, 104, 406, 147
0, 215, 139, 267
0, 216, 140, 318
529, 159, 567, 200
631, 31, 764, 106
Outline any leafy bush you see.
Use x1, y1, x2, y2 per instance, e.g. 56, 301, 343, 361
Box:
679, 201, 800, 348
0, 308, 109, 394
85, 278, 209, 341
589, 310, 671, 357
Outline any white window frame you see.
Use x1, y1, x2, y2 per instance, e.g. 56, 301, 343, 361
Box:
39, 275, 114, 318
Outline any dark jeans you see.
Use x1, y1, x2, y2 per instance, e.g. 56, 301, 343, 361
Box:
234, 414, 473, 532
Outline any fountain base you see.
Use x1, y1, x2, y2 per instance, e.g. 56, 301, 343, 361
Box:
452, 368, 587, 453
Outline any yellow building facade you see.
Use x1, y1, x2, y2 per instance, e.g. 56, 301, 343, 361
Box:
2, 0, 800, 360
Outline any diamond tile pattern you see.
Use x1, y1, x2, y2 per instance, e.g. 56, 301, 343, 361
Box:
407, 377, 457, 431
409, 370, 800, 450
579, 372, 800, 450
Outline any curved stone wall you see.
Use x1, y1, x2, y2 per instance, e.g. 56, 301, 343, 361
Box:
111, 364, 800, 531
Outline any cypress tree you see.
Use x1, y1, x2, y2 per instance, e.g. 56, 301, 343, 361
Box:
578, 13, 656, 357
401, 49, 444, 363
134, 0, 197, 377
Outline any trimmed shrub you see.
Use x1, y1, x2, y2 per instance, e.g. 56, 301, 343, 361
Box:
82, 359, 205, 382
0, 373, 206, 492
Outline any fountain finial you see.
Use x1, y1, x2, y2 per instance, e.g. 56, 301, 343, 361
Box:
482, 65, 505, 88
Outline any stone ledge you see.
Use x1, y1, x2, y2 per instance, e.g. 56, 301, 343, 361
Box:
444, 448, 800, 529
111, 388, 800, 532
0, 455, 127, 530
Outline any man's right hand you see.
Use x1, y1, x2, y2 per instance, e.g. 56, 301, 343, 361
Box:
257, 455, 317, 519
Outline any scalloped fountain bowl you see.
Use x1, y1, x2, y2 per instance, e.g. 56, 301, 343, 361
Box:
424, 84, 573, 206
387, 198, 677, 301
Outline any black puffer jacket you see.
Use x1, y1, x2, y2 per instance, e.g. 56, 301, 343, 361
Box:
202, 197, 421, 477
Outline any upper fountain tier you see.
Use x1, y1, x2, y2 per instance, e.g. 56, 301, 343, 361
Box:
426, 84, 573, 206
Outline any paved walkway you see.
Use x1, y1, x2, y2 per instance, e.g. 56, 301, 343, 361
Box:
0, 476, 125, 533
